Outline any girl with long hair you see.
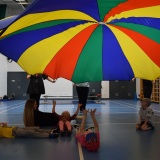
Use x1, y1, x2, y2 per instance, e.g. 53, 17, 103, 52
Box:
23, 99, 59, 127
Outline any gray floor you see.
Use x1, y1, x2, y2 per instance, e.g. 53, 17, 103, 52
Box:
0, 99, 160, 160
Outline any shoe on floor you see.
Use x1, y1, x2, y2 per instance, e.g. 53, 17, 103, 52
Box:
73, 124, 80, 129
85, 126, 94, 131
66, 131, 72, 136
60, 131, 65, 137
51, 128, 59, 133
49, 133, 59, 139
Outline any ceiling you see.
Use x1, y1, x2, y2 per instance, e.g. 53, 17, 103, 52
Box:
0, 0, 34, 16
0, 0, 34, 10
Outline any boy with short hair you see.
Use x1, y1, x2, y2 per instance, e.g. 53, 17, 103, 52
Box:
136, 98, 154, 131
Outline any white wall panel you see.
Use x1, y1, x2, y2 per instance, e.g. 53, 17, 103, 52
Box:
0, 54, 7, 97
101, 81, 109, 98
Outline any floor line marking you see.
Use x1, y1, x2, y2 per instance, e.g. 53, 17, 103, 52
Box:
111, 101, 160, 115
0, 102, 25, 107
0, 105, 24, 113
110, 101, 140, 110
78, 141, 84, 160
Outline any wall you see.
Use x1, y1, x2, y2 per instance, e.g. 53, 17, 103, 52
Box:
7, 61, 74, 98
0, 56, 140, 100
7, 62, 109, 99
136, 78, 140, 98
43, 78, 73, 98
0, 54, 7, 97
101, 81, 109, 98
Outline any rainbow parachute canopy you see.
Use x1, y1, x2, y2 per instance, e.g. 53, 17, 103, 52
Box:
0, 0, 160, 83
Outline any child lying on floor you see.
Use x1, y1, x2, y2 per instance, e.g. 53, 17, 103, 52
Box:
52, 100, 81, 136
0, 122, 58, 138
75, 109, 100, 152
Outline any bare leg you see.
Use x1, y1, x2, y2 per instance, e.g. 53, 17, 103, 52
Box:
59, 120, 64, 132
65, 121, 72, 132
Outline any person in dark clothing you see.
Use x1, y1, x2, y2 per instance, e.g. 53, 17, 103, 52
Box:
27, 74, 56, 109
142, 79, 154, 99
75, 82, 90, 111
132, 78, 155, 99
23, 99, 59, 127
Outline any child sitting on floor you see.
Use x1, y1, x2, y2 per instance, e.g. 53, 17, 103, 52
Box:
52, 100, 81, 136
0, 122, 58, 138
136, 98, 154, 131
75, 109, 100, 152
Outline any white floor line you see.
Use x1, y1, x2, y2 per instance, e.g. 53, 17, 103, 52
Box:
0, 104, 24, 113
0, 102, 25, 107
78, 142, 84, 160
112, 101, 160, 116
110, 100, 140, 110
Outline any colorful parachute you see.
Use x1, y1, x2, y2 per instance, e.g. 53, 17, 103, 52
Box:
0, 0, 160, 83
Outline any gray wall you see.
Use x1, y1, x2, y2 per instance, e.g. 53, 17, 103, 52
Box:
109, 80, 136, 99
7, 72, 29, 100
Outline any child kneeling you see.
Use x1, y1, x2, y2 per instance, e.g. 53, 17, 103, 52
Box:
136, 98, 154, 131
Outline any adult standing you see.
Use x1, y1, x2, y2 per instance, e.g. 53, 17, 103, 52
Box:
132, 78, 155, 99
142, 79, 154, 99
75, 82, 90, 111
27, 74, 55, 109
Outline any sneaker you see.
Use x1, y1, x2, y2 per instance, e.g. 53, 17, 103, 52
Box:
49, 133, 59, 139
85, 126, 94, 131
60, 131, 65, 137
66, 131, 72, 136
151, 126, 155, 130
73, 124, 80, 129
51, 128, 59, 133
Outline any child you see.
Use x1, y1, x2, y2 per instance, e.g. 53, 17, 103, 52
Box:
0, 122, 58, 138
75, 109, 100, 152
136, 98, 154, 131
52, 100, 81, 136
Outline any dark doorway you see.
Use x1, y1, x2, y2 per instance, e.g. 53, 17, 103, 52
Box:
7, 72, 29, 100
109, 80, 136, 99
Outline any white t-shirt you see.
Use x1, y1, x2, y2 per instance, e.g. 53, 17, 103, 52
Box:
139, 107, 154, 123
75, 82, 90, 87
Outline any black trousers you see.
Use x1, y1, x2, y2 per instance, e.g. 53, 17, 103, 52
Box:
143, 85, 152, 99
29, 94, 41, 109
76, 86, 89, 111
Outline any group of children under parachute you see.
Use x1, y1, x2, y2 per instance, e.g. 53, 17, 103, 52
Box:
0, 97, 155, 152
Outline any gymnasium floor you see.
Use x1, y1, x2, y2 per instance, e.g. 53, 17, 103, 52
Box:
0, 99, 160, 160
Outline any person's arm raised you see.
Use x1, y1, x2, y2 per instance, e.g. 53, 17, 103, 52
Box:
79, 110, 88, 132
52, 100, 56, 113
74, 103, 81, 116
89, 109, 99, 133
